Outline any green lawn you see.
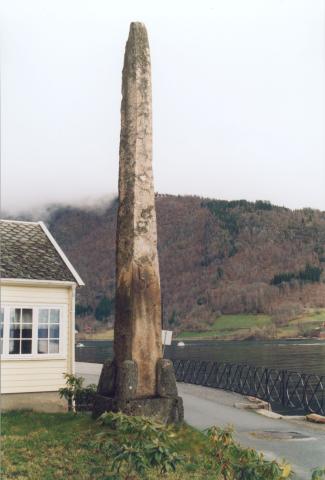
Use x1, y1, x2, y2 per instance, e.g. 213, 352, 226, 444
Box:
178, 314, 271, 339
291, 308, 325, 324
0, 411, 292, 480
177, 310, 325, 340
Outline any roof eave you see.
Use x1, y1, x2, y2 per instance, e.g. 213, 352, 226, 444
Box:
0, 278, 79, 287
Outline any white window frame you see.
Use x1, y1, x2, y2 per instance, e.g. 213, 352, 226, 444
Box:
0, 307, 4, 354
0, 304, 67, 360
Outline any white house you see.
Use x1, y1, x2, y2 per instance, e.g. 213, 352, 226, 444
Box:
0, 219, 84, 411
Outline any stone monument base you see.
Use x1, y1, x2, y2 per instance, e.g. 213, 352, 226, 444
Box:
92, 358, 184, 424
93, 394, 184, 423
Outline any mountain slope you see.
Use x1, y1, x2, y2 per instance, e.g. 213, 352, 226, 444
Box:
39, 195, 325, 329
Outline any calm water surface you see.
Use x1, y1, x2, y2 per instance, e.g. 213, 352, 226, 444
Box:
76, 339, 325, 376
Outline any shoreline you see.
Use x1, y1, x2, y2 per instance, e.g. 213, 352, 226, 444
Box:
77, 337, 325, 344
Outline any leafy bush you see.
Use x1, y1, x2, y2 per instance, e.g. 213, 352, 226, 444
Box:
312, 467, 325, 480
88, 412, 296, 480
94, 412, 183, 478
59, 373, 96, 412
205, 425, 292, 480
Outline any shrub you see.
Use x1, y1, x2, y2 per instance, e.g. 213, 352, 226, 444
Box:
94, 412, 183, 478
59, 373, 97, 412
205, 425, 292, 479
312, 467, 325, 479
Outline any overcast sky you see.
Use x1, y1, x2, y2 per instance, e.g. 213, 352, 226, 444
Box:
1, 0, 324, 213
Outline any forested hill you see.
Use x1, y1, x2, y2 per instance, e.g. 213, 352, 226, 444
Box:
15, 195, 325, 329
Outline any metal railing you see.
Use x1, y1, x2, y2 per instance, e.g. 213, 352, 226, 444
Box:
172, 359, 325, 416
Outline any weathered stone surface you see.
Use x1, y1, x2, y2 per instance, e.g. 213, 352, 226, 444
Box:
157, 359, 178, 398
93, 22, 183, 423
114, 22, 162, 397
116, 360, 138, 400
306, 413, 325, 424
97, 360, 116, 396
255, 409, 283, 419
245, 396, 271, 411
93, 394, 184, 424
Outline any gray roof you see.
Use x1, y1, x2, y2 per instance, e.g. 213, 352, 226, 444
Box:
0, 220, 81, 283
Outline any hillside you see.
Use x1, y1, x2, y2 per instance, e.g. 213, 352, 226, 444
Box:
12, 195, 325, 331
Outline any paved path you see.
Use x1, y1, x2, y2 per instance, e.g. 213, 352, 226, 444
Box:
76, 362, 325, 480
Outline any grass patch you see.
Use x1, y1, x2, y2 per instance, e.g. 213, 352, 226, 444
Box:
291, 309, 325, 325
178, 310, 325, 340
178, 314, 271, 339
78, 329, 114, 340
1, 411, 292, 480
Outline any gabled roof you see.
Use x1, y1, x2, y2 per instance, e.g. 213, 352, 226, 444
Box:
0, 220, 84, 285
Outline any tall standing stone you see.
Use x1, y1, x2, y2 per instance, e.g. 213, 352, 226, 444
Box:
114, 22, 162, 398
93, 22, 183, 423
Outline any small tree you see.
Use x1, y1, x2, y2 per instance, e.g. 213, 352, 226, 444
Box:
59, 373, 84, 412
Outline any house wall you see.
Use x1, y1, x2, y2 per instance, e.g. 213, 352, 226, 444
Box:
0, 283, 75, 399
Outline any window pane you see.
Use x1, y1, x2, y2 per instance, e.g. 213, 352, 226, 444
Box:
50, 309, 60, 324
22, 325, 33, 339
49, 339, 59, 354
0, 340, 2, 354
49, 325, 59, 338
21, 340, 32, 354
39, 309, 49, 323
10, 309, 20, 323
0, 325, 3, 338
38, 340, 48, 354
38, 326, 48, 338
9, 340, 20, 354
0, 308, 4, 322
10, 324, 20, 338
22, 309, 32, 324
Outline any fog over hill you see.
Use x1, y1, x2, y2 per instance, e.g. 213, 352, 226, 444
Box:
6, 194, 325, 330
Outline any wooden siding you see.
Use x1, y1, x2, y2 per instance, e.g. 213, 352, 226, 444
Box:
0, 283, 74, 394
1, 360, 67, 393
1, 284, 69, 305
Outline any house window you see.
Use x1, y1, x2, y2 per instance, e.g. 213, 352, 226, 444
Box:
9, 308, 33, 354
38, 309, 60, 354
0, 305, 65, 357
0, 308, 4, 354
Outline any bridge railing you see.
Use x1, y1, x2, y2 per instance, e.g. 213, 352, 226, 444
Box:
172, 359, 325, 416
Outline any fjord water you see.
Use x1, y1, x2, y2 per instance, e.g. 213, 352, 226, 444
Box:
76, 339, 325, 376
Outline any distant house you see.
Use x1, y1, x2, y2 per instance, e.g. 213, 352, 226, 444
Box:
0, 220, 84, 411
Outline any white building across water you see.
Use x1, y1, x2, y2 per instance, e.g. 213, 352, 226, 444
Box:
0, 219, 84, 411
